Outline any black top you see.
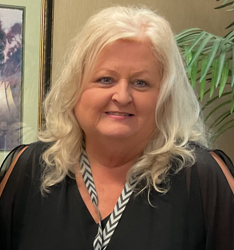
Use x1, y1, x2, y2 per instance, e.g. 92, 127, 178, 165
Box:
0, 141, 233, 250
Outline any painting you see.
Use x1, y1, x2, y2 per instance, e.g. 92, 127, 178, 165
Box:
0, 6, 24, 151
0, 0, 53, 164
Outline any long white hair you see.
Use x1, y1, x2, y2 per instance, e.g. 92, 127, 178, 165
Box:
39, 6, 207, 194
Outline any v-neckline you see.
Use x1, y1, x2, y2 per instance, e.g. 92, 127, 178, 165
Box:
73, 176, 111, 225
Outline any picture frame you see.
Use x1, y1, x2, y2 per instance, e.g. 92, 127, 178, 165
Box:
0, 0, 53, 164
38, 0, 54, 129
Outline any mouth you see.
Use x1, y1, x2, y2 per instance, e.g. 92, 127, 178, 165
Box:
105, 112, 134, 116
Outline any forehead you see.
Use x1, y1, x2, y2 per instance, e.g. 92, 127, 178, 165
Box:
93, 39, 159, 71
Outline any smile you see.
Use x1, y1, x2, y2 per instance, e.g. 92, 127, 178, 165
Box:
105, 112, 133, 116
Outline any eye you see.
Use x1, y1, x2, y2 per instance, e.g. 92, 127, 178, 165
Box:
96, 77, 113, 84
133, 80, 149, 88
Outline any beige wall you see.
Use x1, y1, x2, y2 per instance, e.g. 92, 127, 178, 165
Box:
52, 0, 234, 161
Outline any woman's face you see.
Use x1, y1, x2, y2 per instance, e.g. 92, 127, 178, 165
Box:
74, 39, 162, 144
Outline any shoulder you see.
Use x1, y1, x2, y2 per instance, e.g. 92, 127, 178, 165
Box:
13, 140, 52, 161
1, 141, 50, 169
188, 142, 234, 195
0, 141, 51, 185
187, 144, 234, 248
24, 140, 52, 154
9, 140, 52, 173
189, 142, 233, 175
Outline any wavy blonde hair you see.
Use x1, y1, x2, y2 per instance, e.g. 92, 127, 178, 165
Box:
39, 6, 207, 194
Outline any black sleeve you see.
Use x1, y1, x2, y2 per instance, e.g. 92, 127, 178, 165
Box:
213, 149, 234, 177
0, 141, 48, 249
0, 144, 27, 182
194, 149, 234, 250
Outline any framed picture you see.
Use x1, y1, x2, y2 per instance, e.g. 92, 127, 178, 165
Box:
0, 0, 53, 164
0, 6, 24, 151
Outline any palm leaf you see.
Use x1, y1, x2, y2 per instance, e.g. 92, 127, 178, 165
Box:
215, 0, 234, 9
210, 59, 219, 97
202, 91, 232, 110
231, 46, 234, 87
185, 46, 193, 79
186, 34, 213, 73
219, 60, 230, 96
176, 1, 234, 141
185, 31, 207, 55
200, 57, 209, 101
200, 39, 221, 83
215, 47, 227, 87
231, 87, 234, 112
209, 110, 231, 129
191, 54, 198, 88
226, 21, 234, 29
204, 100, 231, 122
175, 28, 201, 41
211, 119, 234, 142
211, 124, 234, 142
176, 29, 234, 107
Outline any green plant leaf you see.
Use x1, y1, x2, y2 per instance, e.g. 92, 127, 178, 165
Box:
218, 0, 231, 4
210, 59, 219, 97
191, 55, 198, 88
199, 88, 211, 102
200, 39, 221, 83
221, 29, 234, 45
200, 57, 209, 101
231, 46, 234, 87
215, 48, 226, 87
186, 34, 213, 73
215, 1, 234, 9
211, 124, 234, 142
175, 28, 201, 41
185, 31, 207, 55
176, 21, 234, 129
209, 110, 231, 129
202, 91, 232, 110
205, 100, 231, 121
219, 60, 230, 96
185, 46, 192, 79
185, 46, 193, 65
212, 119, 234, 136
231, 87, 234, 112
225, 21, 234, 29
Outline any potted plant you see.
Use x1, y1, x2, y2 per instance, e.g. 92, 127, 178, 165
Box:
176, 0, 234, 143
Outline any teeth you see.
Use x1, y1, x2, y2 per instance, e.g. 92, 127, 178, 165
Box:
107, 112, 130, 116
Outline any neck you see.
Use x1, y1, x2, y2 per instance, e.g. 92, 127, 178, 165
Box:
86, 136, 147, 167
84, 136, 148, 183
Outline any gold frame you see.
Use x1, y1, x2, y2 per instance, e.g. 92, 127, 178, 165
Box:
38, 0, 54, 129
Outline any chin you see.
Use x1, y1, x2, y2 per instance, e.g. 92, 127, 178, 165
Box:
97, 128, 135, 140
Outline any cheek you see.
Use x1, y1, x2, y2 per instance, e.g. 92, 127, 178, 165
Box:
136, 93, 158, 117
74, 92, 89, 122
74, 101, 83, 125
74, 98, 92, 134
136, 94, 158, 132
74, 90, 104, 124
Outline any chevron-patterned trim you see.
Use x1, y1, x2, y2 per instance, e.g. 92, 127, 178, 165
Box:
93, 221, 103, 250
102, 177, 136, 249
80, 146, 135, 250
80, 149, 103, 249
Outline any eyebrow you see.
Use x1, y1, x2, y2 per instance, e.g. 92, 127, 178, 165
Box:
93, 68, 152, 76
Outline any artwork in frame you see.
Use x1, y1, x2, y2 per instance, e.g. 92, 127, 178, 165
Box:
0, 6, 24, 151
0, 0, 53, 164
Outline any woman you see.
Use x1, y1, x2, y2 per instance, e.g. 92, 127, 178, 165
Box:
0, 6, 233, 250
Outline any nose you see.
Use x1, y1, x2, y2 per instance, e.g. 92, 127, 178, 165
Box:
111, 80, 132, 105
